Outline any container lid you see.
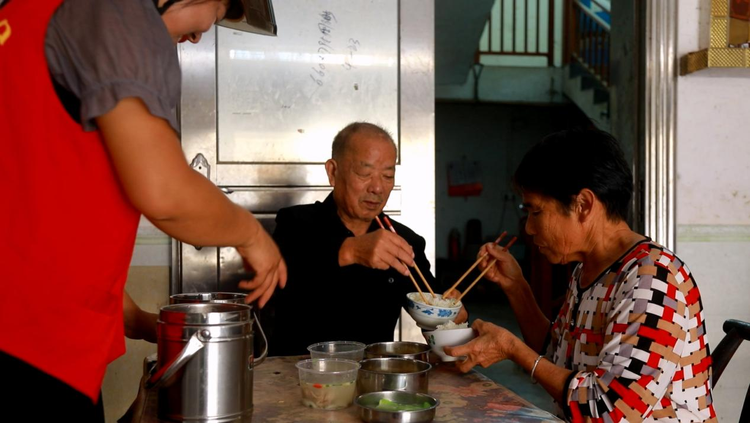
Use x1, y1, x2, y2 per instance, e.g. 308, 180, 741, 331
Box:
169, 292, 249, 305
159, 303, 250, 325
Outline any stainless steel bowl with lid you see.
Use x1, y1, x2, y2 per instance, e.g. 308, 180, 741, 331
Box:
357, 358, 431, 394
365, 341, 430, 361
355, 391, 438, 423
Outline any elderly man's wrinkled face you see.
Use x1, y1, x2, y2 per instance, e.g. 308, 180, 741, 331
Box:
327, 133, 396, 227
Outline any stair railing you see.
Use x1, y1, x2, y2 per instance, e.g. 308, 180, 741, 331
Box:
567, 0, 610, 86
478, 0, 556, 67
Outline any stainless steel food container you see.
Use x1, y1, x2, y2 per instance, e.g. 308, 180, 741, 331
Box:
148, 303, 256, 422
355, 391, 439, 423
169, 292, 268, 366
365, 341, 431, 362
170, 292, 248, 305
357, 358, 431, 394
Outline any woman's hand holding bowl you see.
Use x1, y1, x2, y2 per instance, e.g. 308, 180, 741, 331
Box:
443, 319, 520, 373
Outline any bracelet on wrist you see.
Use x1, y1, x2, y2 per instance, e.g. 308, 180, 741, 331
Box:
530, 354, 544, 384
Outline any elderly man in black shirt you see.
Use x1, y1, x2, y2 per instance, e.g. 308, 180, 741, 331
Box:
269, 122, 466, 356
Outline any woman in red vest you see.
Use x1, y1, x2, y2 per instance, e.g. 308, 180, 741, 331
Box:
0, 0, 285, 421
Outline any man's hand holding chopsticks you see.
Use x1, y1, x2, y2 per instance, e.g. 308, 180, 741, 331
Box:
338, 229, 415, 276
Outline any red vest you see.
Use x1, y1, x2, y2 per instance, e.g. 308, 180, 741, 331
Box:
0, 0, 141, 402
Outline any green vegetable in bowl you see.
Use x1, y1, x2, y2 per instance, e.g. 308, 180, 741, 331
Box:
375, 398, 432, 412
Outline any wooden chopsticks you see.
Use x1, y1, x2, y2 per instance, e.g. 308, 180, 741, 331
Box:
443, 231, 507, 298
456, 235, 517, 302
383, 216, 437, 298
375, 216, 432, 305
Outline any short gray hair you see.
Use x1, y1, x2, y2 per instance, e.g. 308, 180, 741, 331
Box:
331, 122, 396, 161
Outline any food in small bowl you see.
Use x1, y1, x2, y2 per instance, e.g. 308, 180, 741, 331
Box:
424, 324, 476, 362
356, 391, 439, 423
295, 358, 360, 410
307, 341, 366, 361
357, 358, 431, 394
365, 341, 431, 361
405, 292, 462, 330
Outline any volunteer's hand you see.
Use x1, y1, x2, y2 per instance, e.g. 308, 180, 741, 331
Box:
123, 291, 158, 343
237, 226, 287, 308
443, 319, 519, 373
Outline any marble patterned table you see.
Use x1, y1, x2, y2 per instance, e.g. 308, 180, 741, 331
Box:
133, 355, 562, 422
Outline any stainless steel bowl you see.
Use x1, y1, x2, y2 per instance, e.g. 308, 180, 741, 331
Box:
356, 391, 438, 423
365, 341, 430, 361
358, 358, 431, 394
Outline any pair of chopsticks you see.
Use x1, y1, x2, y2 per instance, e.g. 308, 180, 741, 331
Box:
443, 232, 517, 302
375, 216, 436, 305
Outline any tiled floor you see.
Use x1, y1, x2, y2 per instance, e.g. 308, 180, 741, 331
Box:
461, 300, 558, 416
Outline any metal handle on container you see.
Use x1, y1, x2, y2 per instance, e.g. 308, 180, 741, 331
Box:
249, 311, 268, 369
146, 329, 211, 389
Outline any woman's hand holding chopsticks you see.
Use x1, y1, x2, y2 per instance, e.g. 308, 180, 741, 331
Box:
443, 231, 507, 298
475, 239, 524, 292
456, 236, 518, 301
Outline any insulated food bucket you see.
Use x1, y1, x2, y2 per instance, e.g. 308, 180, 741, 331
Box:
169, 292, 268, 367
148, 303, 257, 422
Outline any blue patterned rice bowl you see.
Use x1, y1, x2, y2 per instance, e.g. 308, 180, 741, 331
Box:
405, 292, 462, 330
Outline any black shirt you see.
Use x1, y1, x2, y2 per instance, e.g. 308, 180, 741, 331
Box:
269, 194, 435, 356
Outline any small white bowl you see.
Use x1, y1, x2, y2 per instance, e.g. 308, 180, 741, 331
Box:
423, 327, 476, 362
405, 292, 462, 330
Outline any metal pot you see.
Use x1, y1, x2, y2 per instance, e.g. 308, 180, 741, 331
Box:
169, 292, 268, 366
365, 341, 431, 362
356, 391, 439, 423
147, 302, 257, 422
357, 358, 431, 394
170, 292, 248, 305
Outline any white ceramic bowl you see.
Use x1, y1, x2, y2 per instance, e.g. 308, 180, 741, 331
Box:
424, 328, 476, 362
405, 292, 462, 330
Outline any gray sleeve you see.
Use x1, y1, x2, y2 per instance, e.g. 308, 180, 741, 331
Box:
45, 0, 181, 133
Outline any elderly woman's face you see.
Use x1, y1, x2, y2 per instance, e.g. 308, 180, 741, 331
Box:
522, 192, 584, 264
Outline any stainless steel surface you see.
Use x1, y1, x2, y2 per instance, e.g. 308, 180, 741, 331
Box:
216, 0, 398, 164
644, 0, 676, 251
357, 358, 431, 395
364, 342, 430, 362
190, 153, 211, 179
174, 0, 436, 319
170, 292, 248, 304
147, 329, 210, 390
355, 391, 438, 423
397, 0, 436, 269
155, 303, 255, 422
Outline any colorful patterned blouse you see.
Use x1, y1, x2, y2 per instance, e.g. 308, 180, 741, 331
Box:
548, 240, 717, 422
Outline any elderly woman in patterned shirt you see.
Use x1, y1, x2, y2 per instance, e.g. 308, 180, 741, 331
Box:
445, 129, 716, 423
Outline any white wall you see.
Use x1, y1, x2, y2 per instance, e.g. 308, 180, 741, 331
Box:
676, 1, 750, 421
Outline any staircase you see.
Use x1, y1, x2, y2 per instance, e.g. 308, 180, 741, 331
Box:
563, 61, 610, 131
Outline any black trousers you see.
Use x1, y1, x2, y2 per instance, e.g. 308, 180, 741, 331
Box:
0, 351, 104, 422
